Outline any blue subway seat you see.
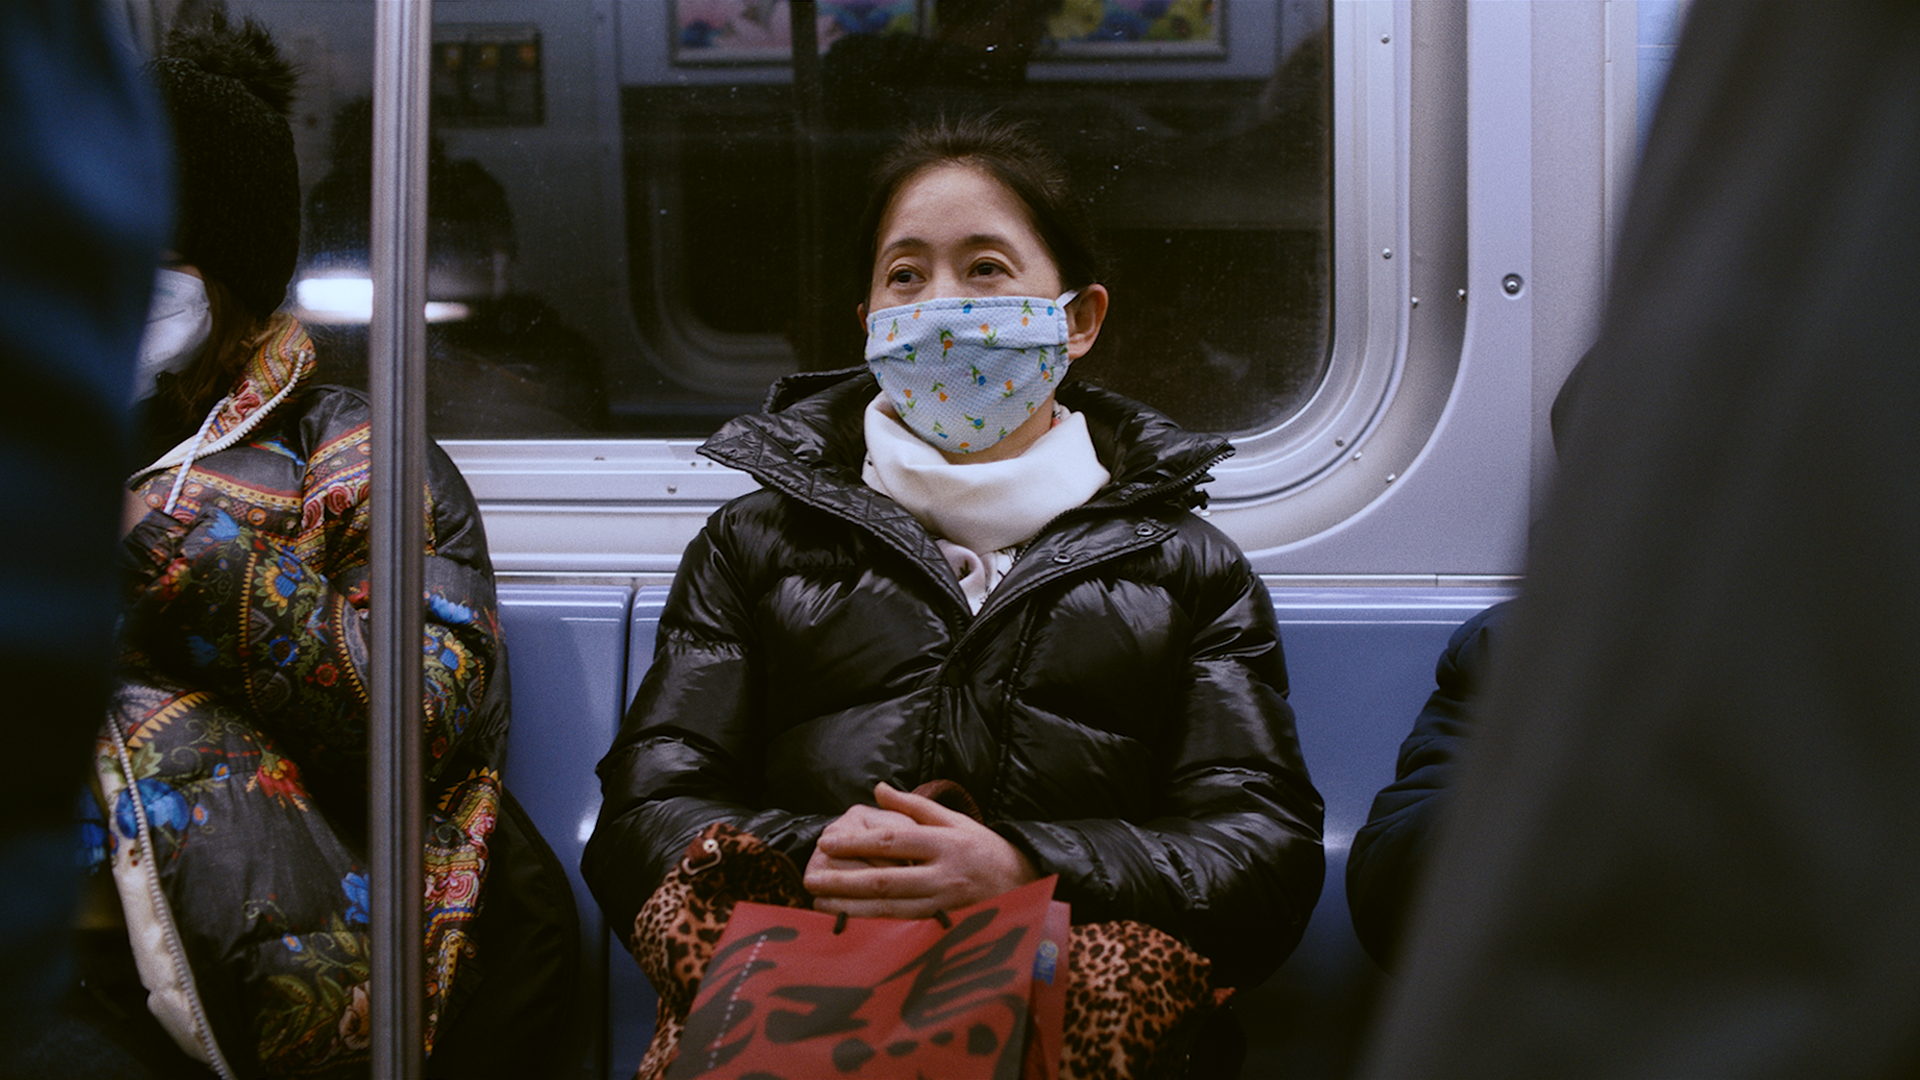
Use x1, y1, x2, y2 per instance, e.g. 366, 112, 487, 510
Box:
1245, 588, 1509, 1079
609, 586, 671, 1079
497, 584, 635, 1080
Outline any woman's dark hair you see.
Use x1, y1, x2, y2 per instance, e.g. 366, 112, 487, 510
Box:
856, 115, 1105, 295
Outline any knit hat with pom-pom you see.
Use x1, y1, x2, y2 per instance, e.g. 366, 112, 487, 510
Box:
149, 12, 300, 319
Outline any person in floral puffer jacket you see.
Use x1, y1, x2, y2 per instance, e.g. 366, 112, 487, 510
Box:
77, 14, 575, 1079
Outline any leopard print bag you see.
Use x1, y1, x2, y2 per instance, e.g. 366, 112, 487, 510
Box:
628, 805, 1230, 1079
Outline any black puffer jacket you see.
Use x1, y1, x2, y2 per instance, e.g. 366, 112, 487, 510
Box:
583, 369, 1324, 987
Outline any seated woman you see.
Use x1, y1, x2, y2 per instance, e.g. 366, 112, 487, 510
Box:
83, 14, 575, 1078
585, 116, 1324, 1069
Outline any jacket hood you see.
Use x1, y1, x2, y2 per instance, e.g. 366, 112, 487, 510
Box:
702, 366, 1233, 512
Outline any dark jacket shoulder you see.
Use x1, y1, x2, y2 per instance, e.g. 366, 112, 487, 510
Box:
1347, 599, 1509, 969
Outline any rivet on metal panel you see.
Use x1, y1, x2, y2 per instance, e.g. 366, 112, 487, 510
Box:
1503, 274, 1524, 295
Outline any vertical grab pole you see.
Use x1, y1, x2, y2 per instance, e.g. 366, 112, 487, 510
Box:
369, 1, 430, 1077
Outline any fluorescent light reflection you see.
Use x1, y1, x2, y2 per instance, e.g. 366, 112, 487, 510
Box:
295, 277, 471, 324
297, 277, 372, 320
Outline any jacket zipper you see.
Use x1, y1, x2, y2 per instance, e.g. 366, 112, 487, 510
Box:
956, 446, 1231, 642
743, 469, 977, 625
947, 529, 1165, 662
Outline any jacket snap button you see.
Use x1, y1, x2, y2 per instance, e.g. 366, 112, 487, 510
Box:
1052, 552, 1073, 564
1135, 524, 1156, 536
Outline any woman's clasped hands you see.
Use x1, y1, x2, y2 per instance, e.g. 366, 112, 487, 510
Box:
804, 782, 1038, 918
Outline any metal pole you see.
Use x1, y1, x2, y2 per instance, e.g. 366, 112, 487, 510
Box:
369, 1, 430, 1076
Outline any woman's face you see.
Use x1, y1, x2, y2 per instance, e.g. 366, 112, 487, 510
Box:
865, 163, 1064, 314
859, 161, 1110, 464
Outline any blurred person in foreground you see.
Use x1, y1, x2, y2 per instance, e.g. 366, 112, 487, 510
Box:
0, 0, 172, 1073
1365, 2, 1920, 1074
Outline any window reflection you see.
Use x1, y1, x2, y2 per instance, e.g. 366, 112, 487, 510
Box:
299, 95, 608, 435
624, 0, 1329, 437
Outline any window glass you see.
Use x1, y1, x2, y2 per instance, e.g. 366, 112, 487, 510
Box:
283, 3, 608, 437
256, 0, 1330, 441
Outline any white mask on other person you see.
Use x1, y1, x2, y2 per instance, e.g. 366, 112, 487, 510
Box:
132, 268, 211, 404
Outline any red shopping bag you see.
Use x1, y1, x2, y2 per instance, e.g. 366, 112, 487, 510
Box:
667, 876, 1069, 1080
1021, 894, 1071, 1080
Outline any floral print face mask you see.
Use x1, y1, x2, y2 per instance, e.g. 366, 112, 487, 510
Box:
864, 290, 1078, 454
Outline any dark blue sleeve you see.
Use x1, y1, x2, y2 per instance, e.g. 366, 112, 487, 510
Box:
1346, 599, 1508, 969
0, 0, 172, 1031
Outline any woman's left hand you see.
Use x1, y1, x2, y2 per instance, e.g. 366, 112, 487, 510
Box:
804, 782, 1039, 918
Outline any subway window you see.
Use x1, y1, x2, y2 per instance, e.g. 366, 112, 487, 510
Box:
615, 0, 1332, 440
259, 0, 1332, 443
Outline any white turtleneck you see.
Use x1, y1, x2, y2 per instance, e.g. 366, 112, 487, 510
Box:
862, 394, 1110, 612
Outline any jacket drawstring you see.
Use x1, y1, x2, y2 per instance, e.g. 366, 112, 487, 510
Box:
162, 395, 228, 516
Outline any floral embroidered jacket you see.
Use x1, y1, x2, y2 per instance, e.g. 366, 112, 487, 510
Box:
89, 314, 509, 1077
